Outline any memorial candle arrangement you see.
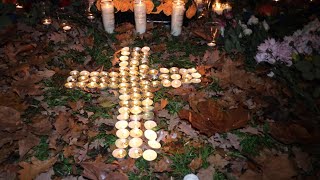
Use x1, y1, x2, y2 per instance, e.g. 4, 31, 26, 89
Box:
101, 0, 115, 33
65, 46, 201, 160
134, 0, 147, 34
212, 1, 232, 15
171, 0, 185, 36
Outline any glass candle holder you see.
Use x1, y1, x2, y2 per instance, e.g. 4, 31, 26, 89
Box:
130, 128, 143, 138
129, 121, 141, 129
80, 70, 90, 76
112, 148, 127, 158
101, 0, 115, 33
115, 139, 129, 148
129, 148, 143, 159
116, 129, 130, 139
129, 137, 143, 148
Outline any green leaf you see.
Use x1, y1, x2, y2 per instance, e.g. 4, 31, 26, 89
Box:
302, 71, 314, 81
295, 61, 313, 72
225, 39, 233, 53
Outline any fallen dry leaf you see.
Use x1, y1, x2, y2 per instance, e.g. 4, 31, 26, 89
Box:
18, 133, 40, 157
18, 157, 57, 180
188, 157, 203, 172
28, 114, 52, 135
197, 165, 215, 180
54, 112, 71, 135
118, 158, 136, 173
292, 147, 312, 172
0, 106, 22, 132
152, 156, 172, 173
34, 168, 54, 180
262, 154, 297, 179
80, 161, 121, 180
207, 154, 229, 169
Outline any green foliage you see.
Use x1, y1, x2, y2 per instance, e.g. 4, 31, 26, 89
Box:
34, 136, 49, 161
85, 106, 112, 119
94, 133, 117, 147
237, 132, 275, 156
0, 2, 15, 29
214, 171, 227, 180
59, 50, 86, 64
166, 100, 183, 114
53, 154, 73, 176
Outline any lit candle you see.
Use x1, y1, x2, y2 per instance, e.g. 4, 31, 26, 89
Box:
170, 67, 179, 74
151, 81, 161, 87
142, 112, 154, 120
119, 94, 131, 101
171, 1, 185, 36
131, 93, 142, 100
144, 129, 157, 140
76, 82, 86, 88
171, 74, 181, 80
144, 120, 157, 130
117, 113, 130, 120
134, 0, 147, 34
42, 18, 52, 25
129, 148, 143, 159
65, 82, 75, 89
90, 77, 100, 83
109, 82, 118, 89
119, 61, 129, 67
115, 139, 129, 148
100, 77, 109, 83
148, 140, 161, 149
101, 0, 115, 33
119, 71, 129, 77
90, 71, 100, 77
129, 137, 143, 148
116, 129, 130, 139
87, 82, 98, 88
80, 70, 90, 76
162, 79, 171, 87
62, 23, 72, 31
130, 106, 143, 115
143, 106, 154, 112
183, 74, 193, 80
188, 68, 197, 73
121, 51, 131, 56
121, 47, 130, 52
120, 56, 129, 61
99, 71, 108, 77
130, 114, 142, 121
171, 80, 182, 88
119, 82, 130, 89
99, 82, 108, 89
160, 68, 169, 74
112, 148, 127, 158
130, 100, 142, 107
142, 149, 157, 161
130, 60, 140, 66
67, 76, 77, 82
119, 107, 130, 114
213, 2, 224, 15
142, 99, 153, 106
191, 72, 201, 79
70, 70, 80, 77
129, 121, 141, 129
159, 74, 170, 80
179, 68, 188, 75
131, 87, 140, 93
119, 100, 130, 107
130, 128, 143, 138
78, 76, 89, 82
191, 78, 202, 83
115, 121, 129, 129
109, 72, 119, 77
142, 92, 154, 99
141, 46, 150, 53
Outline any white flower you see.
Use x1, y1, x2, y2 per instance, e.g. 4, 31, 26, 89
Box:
247, 15, 259, 25
220, 26, 225, 37
243, 28, 252, 36
239, 33, 243, 38
262, 20, 270, 31
267, 71, 275, 77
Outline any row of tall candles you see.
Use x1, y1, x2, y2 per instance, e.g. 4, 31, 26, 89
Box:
101, 0, 186, 35
64, 46, 202, 160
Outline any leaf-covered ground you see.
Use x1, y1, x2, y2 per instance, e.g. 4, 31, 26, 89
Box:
0, 15, 320, 180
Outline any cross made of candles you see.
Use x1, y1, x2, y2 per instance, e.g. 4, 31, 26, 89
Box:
64, 46, 202, 161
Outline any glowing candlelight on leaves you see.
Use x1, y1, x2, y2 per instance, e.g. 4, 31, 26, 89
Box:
130, 106, 143, 115
112, 148, 127, 158
129, 148, 143, 159
116, 129, 130, 139
130, 128, 143, 138
148, 140, 161, 149
65, 82, 75, 89
115, 139, 129, 148
144, 121, 157, 130
117, 113, 130, 121
129, 121, 141, 129
143, 149, 157, 161
129, 137, 143, 148
144, 129, 157, 140
115, 121, 128, 129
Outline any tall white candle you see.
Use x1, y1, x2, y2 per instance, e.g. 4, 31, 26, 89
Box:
134, 0, 147, 34
171, 1, 185, 36
101, 0, 115, 34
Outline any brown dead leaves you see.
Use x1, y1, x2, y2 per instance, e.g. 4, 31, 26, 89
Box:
18, 157, 57, 180
179, 100, 249, 136
81, 161, 128, 180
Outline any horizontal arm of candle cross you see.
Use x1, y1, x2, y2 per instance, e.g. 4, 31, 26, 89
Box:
64, 46, 201, 161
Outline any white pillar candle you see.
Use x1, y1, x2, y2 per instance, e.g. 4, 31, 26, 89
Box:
171, 1, 185, 36
115, 121, 128, 129
134, 0, 147, 34
129, 137, 143, 148
101, 0, 115, 33
142, 149, 157, 161
116, 129, 130, 139
129, 148, 143, 159
148, 140, 161, 149
115, 139, 129, 148
112, 148, 127, 158
144, 129, 157, 140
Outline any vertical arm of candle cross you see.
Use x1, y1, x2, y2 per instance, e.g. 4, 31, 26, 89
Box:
64, 46, 201, 161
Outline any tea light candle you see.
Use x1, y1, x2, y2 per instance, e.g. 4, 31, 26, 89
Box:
112, 149, 127, 159
78, 76, 89, 82
90, 71, 100, 77
183, 74, 193, 80
144, 129, 157, 140
115, 139, 129, 148
119, 107, 130, 114
62, 24, 72, 31
133, 47, 141, 52
42, 18, 52, 25
129, 148, 143, 159
100, 77, 109, 83
119, 77, 129, 83
76, 82, 86, 88
171, 80, 182, 88
87, 12, 95, 20
109, 72, 119, 77
119, 56, 129, 62
119, 100, 130, 107
115, 121, 128, 129
119, 83, 130, 89
70, 70, 79, 77
191, 79, 202, 83
129, 137, 143, 148
130, 106, 143, 115
121, 51, 131, 56
119, 88, 130, 94
119, 94, 131, 101
148, 140, 161, 149
119, 71, 129, 77
182, 78, 191, 84
120, 67, 129, 72
117, 113, 130, 120
116, 129, 130, 139
143, 106, 154, 112
110, 77, 118, 82
140, 80, 150, 86
213, 2, 224, 15
130, 128, 143, 138
160, 68, 169, 74
65, 82, 75, 89
130, 100, 142, 106
143, 92, 154, 99
131, 82, 139, 88
129, 121, 141, 129
121, 47, 130, 52
67, 76, 77, 82
159, 74, 170, 80
171, 74, 181, 80
99, 82, 108, 89
90, 77, 100, 83
101, 0, 115, 33
179, 68, 188, 75
188, 68, 197, 73
129, 70, 139, 76
140, 85, 151, 91
142, 99, 153, 106
151, 81, 161, 87
109, 82, 118, 89
144, 120, 157, 130
141, 46, 150, 53
162, 79, 171, 87
131, 93, 142, 100
80, 70, 90, 76
99, 71, 108, 77
119, 61, 129, 67
143, 112, 155, 120
170, 67, 179, 74
87, 82, 98, 88
191, 72, 201, 79
142, 149, 157, 161
131, 87, 140, 93
130, 114, 142, 121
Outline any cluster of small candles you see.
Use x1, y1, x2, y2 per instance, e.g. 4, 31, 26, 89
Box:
212, 1, 232, 15
64, 46, 201, 160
